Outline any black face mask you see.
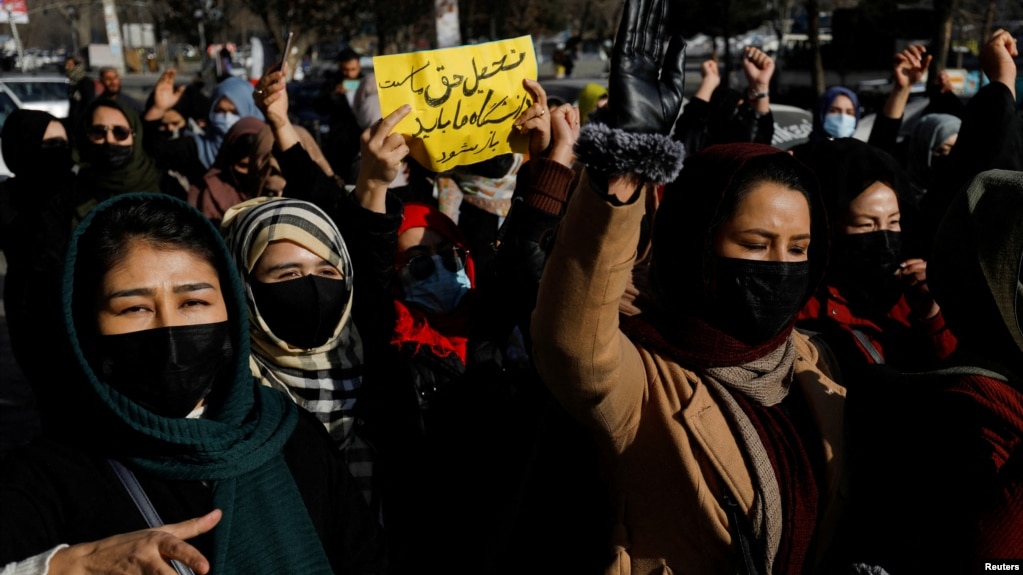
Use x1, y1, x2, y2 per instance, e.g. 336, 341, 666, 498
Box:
19, 139, 71, 180
831, 230, 903, 313
250, 275, 350, 350
707, 257, 811, 344
93, 143, 134, 169
98, 322, 233, 418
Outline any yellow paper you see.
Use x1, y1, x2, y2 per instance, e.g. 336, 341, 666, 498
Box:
374, 36, 537, 171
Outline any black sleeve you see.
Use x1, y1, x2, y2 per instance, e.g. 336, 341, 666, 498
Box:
285, 412, 386, 575
919, 82, 1023, 239
275, 142, 345, 208
733, 104, 774, 146
142, 119, 204, 185
867, 113, 902, 156
673, 98, 712, 154
472, 158, 574, 350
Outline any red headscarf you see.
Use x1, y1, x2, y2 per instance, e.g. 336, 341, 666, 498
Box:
391, 202, 476, 364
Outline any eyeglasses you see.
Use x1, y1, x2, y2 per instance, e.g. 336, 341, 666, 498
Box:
86, 124, 133, 142
400, 247, 467, 281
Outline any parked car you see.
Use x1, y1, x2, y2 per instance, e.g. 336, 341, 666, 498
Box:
0, 75, 70, 178
0, 75, 69, 120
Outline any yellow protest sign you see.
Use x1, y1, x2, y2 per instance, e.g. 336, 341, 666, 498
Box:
373, 36, 537, 171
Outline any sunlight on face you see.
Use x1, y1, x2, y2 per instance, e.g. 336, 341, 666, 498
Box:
252, 240, 343, 283
96, 241, 228, 335
842, 181, 901, 234
712, 182, 812, 262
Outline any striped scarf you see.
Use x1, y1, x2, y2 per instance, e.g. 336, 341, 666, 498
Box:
222, 197, 373, 500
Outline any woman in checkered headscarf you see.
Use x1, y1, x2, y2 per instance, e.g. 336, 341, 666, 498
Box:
221, 196, 374, 505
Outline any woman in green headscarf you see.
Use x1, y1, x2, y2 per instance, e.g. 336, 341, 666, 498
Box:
75, 98, 186, 201
0, 193, 383, 574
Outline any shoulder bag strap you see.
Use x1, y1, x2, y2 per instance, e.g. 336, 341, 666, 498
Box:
108, 459, 197, 575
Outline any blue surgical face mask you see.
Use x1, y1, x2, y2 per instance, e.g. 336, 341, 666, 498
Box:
823, 112, 856, 139
399, 254, 472, 315
210, 111, 241, 135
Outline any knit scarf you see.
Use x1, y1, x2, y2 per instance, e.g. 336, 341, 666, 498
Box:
63, 193, 333, 575
620, 312, 796, 575
702, 338, 795, 575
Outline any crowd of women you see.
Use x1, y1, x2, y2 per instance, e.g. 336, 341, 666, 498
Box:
0, 0, 1021, 571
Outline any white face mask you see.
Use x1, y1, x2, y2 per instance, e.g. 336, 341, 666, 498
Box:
823, 112, 856, 139
211, 111, 241, 134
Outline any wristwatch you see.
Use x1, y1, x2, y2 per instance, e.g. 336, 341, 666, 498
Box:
748, 88, 769, 100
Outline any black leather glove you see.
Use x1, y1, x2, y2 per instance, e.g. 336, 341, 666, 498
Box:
606, 0, 687, 134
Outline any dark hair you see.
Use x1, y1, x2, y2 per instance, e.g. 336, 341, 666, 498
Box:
710, 154, 814, 236
337, 48, 359, 63
70, 196, 229, 371
76, 198, 220, 302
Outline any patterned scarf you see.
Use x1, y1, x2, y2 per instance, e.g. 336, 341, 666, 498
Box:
703, 338, 796, 575
222, 197, 372, 498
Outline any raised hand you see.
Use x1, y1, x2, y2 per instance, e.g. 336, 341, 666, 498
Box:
255, 64, 290, 130
742, 47, 774, 94
49, 509, 221, 575
693, 59, 721, 103
514, 78, 552, 158
893, 45, 931, 90
548, 103, 581, 167
606, 0, 687, 134
355, 104, 412, 213
981, 29, 1019, 96
145, 69, 186, 121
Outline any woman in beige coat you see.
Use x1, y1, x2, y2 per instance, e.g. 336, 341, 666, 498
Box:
530, 0, 847, 572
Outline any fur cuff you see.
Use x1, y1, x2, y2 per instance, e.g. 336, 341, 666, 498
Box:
574, 122, 685, 183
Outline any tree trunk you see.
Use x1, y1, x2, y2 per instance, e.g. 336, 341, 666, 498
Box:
981, 0, 996, 47
807, 0, 825, 96
928, 0, 956, 92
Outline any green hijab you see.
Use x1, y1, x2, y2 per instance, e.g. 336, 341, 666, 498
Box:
61, 193, 333, 574
77, 98, 164, 195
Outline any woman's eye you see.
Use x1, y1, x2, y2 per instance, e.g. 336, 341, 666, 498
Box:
118, 305, 150, 315
741, 243, 766, 251
318, 269, 341, 278
789, 246, 808, 255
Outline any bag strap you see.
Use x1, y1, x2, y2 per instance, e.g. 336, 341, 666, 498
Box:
722, 492, 763, 575
108, 459, 197, 575
850, 329, 885, 365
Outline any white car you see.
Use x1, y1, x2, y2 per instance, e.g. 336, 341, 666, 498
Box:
0, 75, 70, 178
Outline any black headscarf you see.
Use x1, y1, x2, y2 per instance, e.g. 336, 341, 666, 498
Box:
2, 109, 56, 175
636, 143, 827, 366
651, 143, 828, 317
800, 138, 916, 310
77, 98, 163, 195
802, 138, 910, 234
